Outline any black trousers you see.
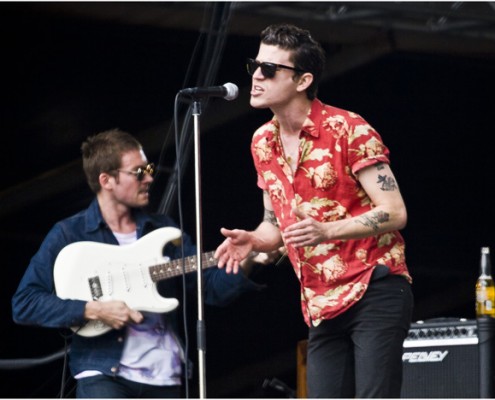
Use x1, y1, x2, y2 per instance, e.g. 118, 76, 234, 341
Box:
306, 274, 414, 398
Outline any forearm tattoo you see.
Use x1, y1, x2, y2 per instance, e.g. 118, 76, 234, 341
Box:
356, 211, 390, 233
263, 208, 279, 227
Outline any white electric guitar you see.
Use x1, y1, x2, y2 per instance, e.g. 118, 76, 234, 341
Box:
53, 227, 217, 337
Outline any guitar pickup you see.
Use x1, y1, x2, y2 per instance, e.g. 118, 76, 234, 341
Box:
88, 276, 103, 300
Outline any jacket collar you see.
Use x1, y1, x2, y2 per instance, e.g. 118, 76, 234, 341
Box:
84, 198, 159, 237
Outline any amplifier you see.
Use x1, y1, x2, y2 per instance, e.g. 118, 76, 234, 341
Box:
401, 318, 479, 398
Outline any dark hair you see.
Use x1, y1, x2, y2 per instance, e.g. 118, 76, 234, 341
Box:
260, 24, 326, 100
81, 128, 142, 193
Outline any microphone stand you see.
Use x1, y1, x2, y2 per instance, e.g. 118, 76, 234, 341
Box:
191, 99, 207, 398
177, 85, 238, 398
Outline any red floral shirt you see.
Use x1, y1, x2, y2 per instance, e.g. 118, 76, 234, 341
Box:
251, 99, 411, 327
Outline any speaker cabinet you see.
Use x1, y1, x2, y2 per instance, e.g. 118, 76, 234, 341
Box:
401, 318, 480, 398
297, 318, 494, 398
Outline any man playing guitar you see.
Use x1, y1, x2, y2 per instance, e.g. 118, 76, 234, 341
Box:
12, 128, 262, 398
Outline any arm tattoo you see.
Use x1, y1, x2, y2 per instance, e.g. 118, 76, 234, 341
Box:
263, 208, 279, 227
377, 174, 398, 191
375, 163, 397, 191
356, 211, 390, 233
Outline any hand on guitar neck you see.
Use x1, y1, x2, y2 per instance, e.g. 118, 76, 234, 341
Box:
84, 300, 144, 331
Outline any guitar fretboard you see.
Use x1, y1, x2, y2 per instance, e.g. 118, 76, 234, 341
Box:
149, 251, 217, 282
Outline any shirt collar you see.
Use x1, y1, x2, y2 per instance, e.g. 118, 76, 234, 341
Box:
304, 98, 324, 138
84, 198, 159, 235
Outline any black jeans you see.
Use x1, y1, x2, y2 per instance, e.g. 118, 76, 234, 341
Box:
76, 375, 182, 398
306, 274, 414, 398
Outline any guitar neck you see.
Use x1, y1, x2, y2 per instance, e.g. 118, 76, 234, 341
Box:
149, 251, 217, 282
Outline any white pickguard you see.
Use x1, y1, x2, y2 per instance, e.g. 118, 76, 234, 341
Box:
53, 227, 216, 337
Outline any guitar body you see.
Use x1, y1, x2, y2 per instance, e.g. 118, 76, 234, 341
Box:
54, 227, 183, 337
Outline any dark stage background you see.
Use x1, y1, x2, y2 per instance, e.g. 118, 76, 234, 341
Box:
1, 2, 494, 398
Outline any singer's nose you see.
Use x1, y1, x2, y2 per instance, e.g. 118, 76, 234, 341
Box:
253, 65, 264, 79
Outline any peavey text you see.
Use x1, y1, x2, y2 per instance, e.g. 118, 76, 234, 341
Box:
402, 350, 449, 363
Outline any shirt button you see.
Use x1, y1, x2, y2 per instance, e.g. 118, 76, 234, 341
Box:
111, 366, 118, 373
117, 336, 124, 342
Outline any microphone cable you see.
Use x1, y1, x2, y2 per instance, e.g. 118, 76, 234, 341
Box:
173, 90, 190, 398
0, 348, 66, 370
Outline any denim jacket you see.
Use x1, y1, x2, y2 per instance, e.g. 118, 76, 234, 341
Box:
12, 199, 260, 377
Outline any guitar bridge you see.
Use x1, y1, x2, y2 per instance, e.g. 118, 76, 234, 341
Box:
88, 276, 103, 300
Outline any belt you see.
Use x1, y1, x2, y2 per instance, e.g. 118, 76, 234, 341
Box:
370, 264, 390, 281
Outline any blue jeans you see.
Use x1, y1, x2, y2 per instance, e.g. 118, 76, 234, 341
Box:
306, 274, 414, 398
76, 375, 182, 398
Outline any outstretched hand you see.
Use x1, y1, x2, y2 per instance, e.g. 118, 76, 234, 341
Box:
214, 227, 253, 274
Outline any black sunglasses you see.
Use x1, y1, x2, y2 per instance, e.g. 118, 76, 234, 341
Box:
116, 163, 155, 181
246, 58, 305, 79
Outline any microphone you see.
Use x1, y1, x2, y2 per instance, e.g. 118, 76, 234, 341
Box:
179, 82, 239, 101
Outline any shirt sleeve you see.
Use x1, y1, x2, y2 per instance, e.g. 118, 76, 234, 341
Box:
347, 115, 391, 177
256, 173, 267, 191
12, 223, 87, 329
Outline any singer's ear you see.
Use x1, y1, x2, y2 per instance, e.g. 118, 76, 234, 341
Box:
296, 72, 313, 94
